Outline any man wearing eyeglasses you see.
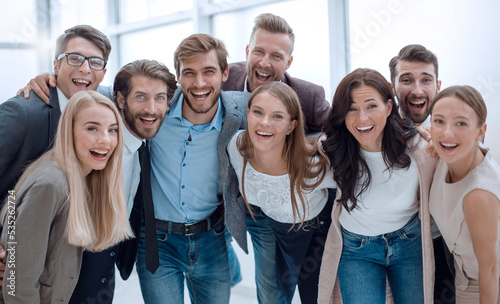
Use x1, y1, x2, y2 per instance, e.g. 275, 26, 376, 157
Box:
0, 25, 116, 304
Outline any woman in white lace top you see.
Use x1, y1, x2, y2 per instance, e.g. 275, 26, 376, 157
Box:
227, 81, 336, 303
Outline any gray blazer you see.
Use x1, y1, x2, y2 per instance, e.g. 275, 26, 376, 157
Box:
222, 61, 332, 134
168, 88, 251, 252
0, 157, 83, 304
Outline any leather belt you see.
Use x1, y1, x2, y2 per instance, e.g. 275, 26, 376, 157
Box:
155, 205, 224, 236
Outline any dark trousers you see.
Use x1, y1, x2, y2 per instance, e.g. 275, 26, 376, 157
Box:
434, 237, 456, 304
69, 247, 118, 304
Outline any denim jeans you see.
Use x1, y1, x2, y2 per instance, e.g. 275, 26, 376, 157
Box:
246, 207, 287, 304
136, 218, 230, 304
337, 213, 423, 304
224, 228, 242, 287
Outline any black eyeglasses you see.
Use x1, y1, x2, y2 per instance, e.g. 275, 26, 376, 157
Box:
57, 53, 107, 71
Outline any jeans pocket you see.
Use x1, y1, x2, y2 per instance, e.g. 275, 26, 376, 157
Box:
211, 219, 225, 236
342, 229, 365, 250
399, 216, 421, 241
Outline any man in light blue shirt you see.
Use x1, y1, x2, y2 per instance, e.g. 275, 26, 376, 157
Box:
136, 34, 250, 304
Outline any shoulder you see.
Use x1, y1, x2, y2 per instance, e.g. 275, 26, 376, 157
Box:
97, 85, 113, 100
221, 90, 250, 111
228, 62, 246, 73
0, 93, 48, 114
283, 72, 325, 95
169, 86, 183, 107
23, 158, 69, 199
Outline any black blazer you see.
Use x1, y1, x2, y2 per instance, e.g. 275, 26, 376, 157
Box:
0, 86, 61, 204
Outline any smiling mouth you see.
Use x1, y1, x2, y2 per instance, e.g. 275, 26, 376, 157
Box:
356, 125, 374, 134
191, 91, 210, 100
440, 142, 458, 150
90, 149, 109, 159
255, 70, 271, 82
408, 99, 426, 110
256, 131, 273, 137
140, 117, 157, 126
73, 79, 90, 88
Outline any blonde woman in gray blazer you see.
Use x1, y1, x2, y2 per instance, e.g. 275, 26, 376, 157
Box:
0, 91, 132, 304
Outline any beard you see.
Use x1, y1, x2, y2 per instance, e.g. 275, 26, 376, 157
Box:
122, 101, 164, 140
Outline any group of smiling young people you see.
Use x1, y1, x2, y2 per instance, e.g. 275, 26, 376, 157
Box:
0, 13, 498, 304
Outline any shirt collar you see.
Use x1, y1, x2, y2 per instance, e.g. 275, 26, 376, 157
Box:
56, 87, 69, 111
121, 117, 143, 154
170, 92, 224, 131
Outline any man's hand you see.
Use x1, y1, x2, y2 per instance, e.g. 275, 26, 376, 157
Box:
416, 125, 439, 159
0, 245, 5, 286
16, 73, 56, 104
416, 125, 431, 142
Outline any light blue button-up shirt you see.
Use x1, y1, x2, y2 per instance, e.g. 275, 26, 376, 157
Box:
150, 93, 224, 223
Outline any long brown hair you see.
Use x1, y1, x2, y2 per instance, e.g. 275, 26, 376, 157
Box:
238, 82, 328, 228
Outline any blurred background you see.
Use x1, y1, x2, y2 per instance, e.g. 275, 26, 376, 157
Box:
1, 0, 499, 302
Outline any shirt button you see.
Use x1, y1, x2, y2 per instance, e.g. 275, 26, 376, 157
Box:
101, 277, 108, 284
186, 142, 189, 145
182, 202, 185, 206
182, 185, 185, 189
110, 251, 116, 257
183, 164, 186, 167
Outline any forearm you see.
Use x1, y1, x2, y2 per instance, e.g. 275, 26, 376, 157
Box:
479, 264, 499, 304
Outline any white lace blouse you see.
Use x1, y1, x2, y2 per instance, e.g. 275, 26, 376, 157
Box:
227, 131, 336, 223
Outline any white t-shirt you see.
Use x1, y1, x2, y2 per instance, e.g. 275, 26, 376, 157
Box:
227, 131, 336, 223
339, 149, 419, 236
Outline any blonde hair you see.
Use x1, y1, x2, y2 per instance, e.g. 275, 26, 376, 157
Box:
3, 91, 132, 251
238, 82, 327, 229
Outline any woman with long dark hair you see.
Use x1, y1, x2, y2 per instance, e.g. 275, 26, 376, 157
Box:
318, 68, 435, 304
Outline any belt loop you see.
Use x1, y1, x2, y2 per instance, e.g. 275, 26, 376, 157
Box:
206, 217, 211, 231
168, 221, 172, 234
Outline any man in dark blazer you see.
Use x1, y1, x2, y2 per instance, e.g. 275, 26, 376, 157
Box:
0, 25, 119, 304
222, 13, 331, 135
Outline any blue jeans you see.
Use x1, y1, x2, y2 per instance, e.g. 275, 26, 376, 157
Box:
337, 213, 423, 304
247, 207, 287, 304
136, 218, 230, 304
224, 228, 242, 287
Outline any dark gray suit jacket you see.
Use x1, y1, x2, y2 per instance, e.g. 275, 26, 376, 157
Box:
222, 61, 331, 134
0, 86, 61, 204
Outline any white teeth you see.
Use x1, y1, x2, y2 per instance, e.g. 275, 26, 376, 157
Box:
410, 100, 425, 105
192, 91, 209, 96
356, 125, 373, 131
73, 79, 90, 84
256, 71, 270, 77
257, 131, 273, 136
441, 143, 458, 148
142, 117, 155, 121
90, 149, 108, 155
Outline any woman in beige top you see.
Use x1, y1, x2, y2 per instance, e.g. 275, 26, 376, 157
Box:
429, 85, 500, 303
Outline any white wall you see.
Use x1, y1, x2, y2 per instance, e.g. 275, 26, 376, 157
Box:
349, 0, 500, 161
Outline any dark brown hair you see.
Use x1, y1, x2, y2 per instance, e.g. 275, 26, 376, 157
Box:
322, 68, 417, 211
